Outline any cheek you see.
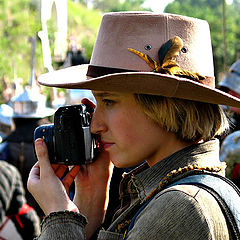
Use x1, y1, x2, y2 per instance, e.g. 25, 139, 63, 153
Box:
110, 115, 140, 144
117, 116, 154, 146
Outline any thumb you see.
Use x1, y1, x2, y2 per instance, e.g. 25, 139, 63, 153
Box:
35, 138, 54, 178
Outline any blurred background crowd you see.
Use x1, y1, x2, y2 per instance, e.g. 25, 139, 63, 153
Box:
1, 0, 240, 239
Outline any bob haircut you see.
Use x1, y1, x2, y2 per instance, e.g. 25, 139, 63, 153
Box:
134, 94, 229, 143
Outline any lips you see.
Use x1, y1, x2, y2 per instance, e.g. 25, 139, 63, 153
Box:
101, 140, 114, 150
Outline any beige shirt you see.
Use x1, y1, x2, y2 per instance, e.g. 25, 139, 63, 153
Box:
38, 139, 231, 240
99, 139, 229, 239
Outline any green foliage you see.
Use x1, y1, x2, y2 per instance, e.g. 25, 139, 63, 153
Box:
90, 0, 149, 12
0, 0, 102, 104
0, 0, 43, 85
165, 0, 240, 81
119, 0, 147, 11
67, 0, 102, 60
38, 1, 102, 105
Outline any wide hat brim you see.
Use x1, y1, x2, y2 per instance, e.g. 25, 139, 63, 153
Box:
38, 64, 240, 107
38, 12, 240, 108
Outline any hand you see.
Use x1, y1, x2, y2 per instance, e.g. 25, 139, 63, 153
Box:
72, 147, 113, 239
72, 98, 114, 238
75, 99, 113, 210
27, 138, 80, 215
73, 150, 113, 211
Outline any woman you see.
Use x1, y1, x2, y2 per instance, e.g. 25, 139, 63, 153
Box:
28, 12, 240, 239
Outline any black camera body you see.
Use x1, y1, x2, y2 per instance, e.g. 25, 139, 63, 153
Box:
34, 104, 99, 165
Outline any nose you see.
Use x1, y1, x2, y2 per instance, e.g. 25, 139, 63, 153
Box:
90, 107, 107, 134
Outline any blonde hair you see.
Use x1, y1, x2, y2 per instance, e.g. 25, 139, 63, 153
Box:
134, 94, 229, 143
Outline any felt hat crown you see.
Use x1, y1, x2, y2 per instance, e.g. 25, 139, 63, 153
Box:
38, 12, 240, 107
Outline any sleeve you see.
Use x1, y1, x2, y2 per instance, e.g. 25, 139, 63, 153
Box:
36, 211, 88, 240
0, 160, 20, 224
2, 162, 41, 239
126, 185, 229, 240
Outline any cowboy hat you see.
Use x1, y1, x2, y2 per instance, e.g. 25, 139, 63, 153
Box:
38, 12, 240, 107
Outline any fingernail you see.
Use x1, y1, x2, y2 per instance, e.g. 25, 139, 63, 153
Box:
35, 138, 43, 146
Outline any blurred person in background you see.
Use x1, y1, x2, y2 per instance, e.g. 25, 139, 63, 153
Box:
0, 160, 40, 239
0, 104, 13, 145
220, 130, 240, 187
218, 60, 240, 187
62, 35, 88, 68
1, 76, 16, 104
0, 87, 54, 219
62, 36, 95, 106
218, 60, 240, 134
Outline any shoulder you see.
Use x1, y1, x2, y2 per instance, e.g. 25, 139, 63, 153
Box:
0, 160, 19, 173
0, 161, 23, 210
127, 184, 229, 240
0, 160, 21, 182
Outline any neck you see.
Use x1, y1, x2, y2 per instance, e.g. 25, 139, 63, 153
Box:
147, 134, 198, 167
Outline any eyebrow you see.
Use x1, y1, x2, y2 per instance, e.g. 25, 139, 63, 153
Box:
93, 92, 119, 98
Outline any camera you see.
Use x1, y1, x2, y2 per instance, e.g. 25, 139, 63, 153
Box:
34, 104, 99, 165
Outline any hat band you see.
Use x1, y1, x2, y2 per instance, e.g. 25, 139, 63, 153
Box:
87, 65, 215, 88
87, 65, 136, 78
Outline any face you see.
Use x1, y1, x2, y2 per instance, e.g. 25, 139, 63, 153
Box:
91, 91, 188, 168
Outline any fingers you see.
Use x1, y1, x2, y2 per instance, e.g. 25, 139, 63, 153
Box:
35, 138, 53, 178
28, 162, 40, 182
29, 162, 40, 177
27, 162, 40, 194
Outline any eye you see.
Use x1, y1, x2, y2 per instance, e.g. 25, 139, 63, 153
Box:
102, 99, 115, 106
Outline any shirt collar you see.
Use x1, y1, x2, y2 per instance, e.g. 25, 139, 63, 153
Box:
121, 139, 222, 201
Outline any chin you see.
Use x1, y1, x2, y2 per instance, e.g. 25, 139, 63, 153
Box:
110, 152, 143, 168
111, 158, 137, 169
112, 162, 127, 168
